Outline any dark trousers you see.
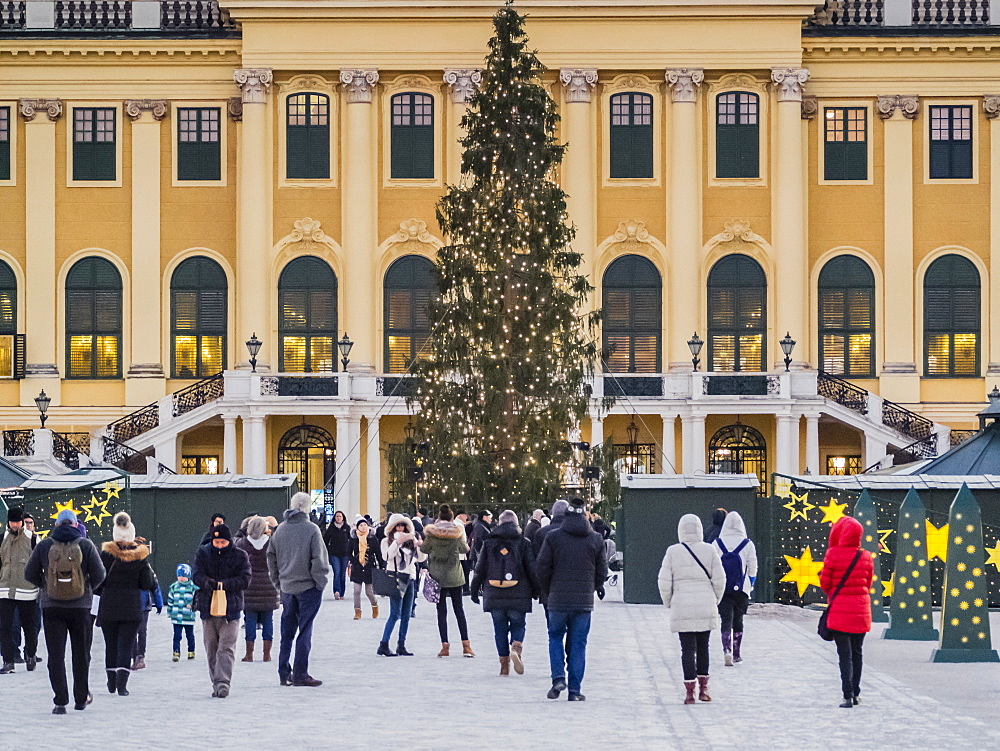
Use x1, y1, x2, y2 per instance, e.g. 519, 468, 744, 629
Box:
278, 587, 322, 681
42, 608, 92, 708
460, 560, 472, 594
0, 598, 39, 662
832, 631, 865, 699
490, 608, 527, 657
718, 591, 750, 633
133, 610, 151, 657
547, 610, 591, 695
101, 620, 140, 673
678, 631, 711, 681
172, 623, 195, 652
436, 586, 469, 643
12, 601, 42, 650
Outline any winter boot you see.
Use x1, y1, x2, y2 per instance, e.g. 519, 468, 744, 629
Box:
117, 669, 130, 697
721, 631, 733, 667
462, 640, 475, 658
106, 670, 117, 693
372, 604, 379, 619
697, 675, 711, 702
354, 608, 362, 620
547, 677, 567, 700
733, 632, 744, 663
131, 655, 145, 671
396, 641, 413, 656
839, 697, 854, 709
377, 641, 397, 657
262, 640, 272, 662
499, 656, 510, 676
683, 681, 696, 705
241, 640, 254, 662
0, 663, 14, 675
172, 651, 180, 662
438, 642, 450, 657
510, 641, 524, 674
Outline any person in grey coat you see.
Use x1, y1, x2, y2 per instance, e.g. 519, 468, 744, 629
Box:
267, 492, 329, 687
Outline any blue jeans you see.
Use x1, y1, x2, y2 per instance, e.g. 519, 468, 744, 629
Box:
380, 580, 415, 644
330, 556, 349, 596
490, 609, 527, 657
547, 610, 592, 695
172, 624, 195, 652
278, 588, 323, 681
244, 609, 274, 641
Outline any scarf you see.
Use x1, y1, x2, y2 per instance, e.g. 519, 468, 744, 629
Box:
358, 534, 368, 565
248, 535, 268, 550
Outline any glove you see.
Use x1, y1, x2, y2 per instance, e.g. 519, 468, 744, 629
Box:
156, 608, 163, 615
596, 586, 606, 601
470, 591, 480, 605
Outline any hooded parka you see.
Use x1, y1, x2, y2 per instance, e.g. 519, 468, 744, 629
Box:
420, 521, 469, 589
658, 514, 726, 633
820, 516, 874, 634
713, 512, 758, 595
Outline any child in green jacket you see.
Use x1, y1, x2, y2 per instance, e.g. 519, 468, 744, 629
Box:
167, 563, 198, 661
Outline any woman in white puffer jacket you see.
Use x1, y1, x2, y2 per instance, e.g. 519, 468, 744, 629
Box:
658, 513, 725, 705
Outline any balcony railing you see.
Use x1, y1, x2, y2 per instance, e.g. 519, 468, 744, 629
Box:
56, 1, 130, 29
817, 370, 869, 415
1, 0, 237, 33
950, 428, 978, 447
3, 429, 33, 457
52, 431, 89, 470
107, 402, 159, 443
807, 0, 998, 28
160, 0, 233, 30
0, 1, 25, 28
172, 371, 224, 417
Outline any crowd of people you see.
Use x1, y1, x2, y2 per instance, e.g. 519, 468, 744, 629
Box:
0, 494, 873, 713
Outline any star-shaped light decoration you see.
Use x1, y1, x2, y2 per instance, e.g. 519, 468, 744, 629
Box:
878, 529, 893, 555
780, 546, 824, 597
985, 542, 1000, 572
49, 499, 79, 521
818, 498, 848, 525
81, 493, 112, 526
882, 573, 894, 599
102, 482, 122, 501
783, 492, 815, 522
926, 520, 949, 562
773, 479, 793, 499
35, 529, 49, 539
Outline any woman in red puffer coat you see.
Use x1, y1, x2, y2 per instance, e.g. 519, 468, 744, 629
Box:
820, 516, 874, 709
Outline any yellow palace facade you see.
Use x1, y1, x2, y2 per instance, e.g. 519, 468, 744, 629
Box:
0, 0, 997, 517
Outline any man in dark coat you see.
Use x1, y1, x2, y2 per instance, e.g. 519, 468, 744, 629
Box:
193, 524, 251, 698
523, 510, 544, 543
530, 499, 568, 610
703, 508, 727, 543
535, 500, 608, 702
470, 511, 493, 564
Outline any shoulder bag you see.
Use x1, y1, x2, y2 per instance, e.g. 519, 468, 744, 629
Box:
817, 550, 862, 641
682, 543, 713, 581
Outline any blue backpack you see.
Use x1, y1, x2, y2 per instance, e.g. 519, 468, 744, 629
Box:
716, 539, 749, 592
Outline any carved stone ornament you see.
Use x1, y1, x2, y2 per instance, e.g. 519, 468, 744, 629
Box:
227, 97, 243, 122
983, 96, 1000, 120
275, 218, 337, 253
718, 219, 762, 244
770, 68, 810, 102
665, 69, 704, 103
340, 69, 379, 104
876, 94, 919, 120
392, 219, 436, 245
801, 95, 818, 120
612, 220, 651, 244
443, 69, 482, 103
124, 99, 168, 122
559, 69, 598, 103
19, 99, 62, 122
234, 69, 273, 104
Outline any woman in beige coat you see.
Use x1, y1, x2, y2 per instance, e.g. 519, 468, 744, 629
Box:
658, 513, 725, 705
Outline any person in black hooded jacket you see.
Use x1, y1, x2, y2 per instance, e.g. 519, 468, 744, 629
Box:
535, 500, 608, 702
470, 510, 538, 677
703, 508, 727, 543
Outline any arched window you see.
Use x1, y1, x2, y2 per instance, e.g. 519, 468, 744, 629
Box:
66, 257, 122, 379
708, 255, 766, 372
924, 254, 980, 377
279, 257, 337, 373
278, 423, 335, 519
391, 93, 434, 179
0, 261, 18, 379
708, 422, 767, 488
384, 255, 435, 373
286, 93, 330, 180
818, 255, 875, 377
716, 92, 759, 179
602, 255, 661, 372
610, 92, 653, 179
170, 257, 227, 378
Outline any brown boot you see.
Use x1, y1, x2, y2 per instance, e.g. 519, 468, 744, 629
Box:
438, 643, 450, 658
499, 656, 510, 676
372, 604, 379, 619
462, 640, 475, 658
510, 641, 524, 674
697, 675, 711, 702
684, 681, 696, 705
262, 640, 272, 662
354, 608, 362, 620
241, 640, 254, 663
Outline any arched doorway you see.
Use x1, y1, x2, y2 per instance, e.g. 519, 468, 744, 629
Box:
708, 423, 767, 487
278, 424, 336, 521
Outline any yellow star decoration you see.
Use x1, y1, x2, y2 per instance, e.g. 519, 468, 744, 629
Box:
34, 529, 49, 539
49, 499, 79, 521
881, 573, 894, 599
985, 542, 1000, 571
926, 520, 949, 562
80, 493, 112, 526
781, 546, 824, 597
783, 492, 815, 522
818, 499, 848, 525
878, 529, 893, 555
102, 482, 122, 501
773, 479, 793, 499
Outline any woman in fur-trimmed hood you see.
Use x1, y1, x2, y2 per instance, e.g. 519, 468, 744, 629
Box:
98, 512, 156, 696
421, 505, 474, 658
377, 512, 426, 657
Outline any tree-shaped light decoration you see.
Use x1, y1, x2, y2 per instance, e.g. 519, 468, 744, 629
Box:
931, 484, 1000, 663
883, 488, 938, 641
854, 489, 888, 623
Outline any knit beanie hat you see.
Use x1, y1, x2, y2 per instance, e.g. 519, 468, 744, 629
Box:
549, 499, 569, 520
56, 509, 78, 526
112, 511, 136, 543
354, 514, 367, 528
6, 506, 23, 523
499, 510, 518, 525
211, 524, 233, 542
246, 516, 268, 539
176, 563, 192, 578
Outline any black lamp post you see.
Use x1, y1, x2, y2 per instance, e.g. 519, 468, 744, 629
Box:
34, 389, 50, 429
687, 332, 704, 372
245, 333, 262, 373
404, 418, 416, 446
338, 333, 354, 371
780, 332, 796, 372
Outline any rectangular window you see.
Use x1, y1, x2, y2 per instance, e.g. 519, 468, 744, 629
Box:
391, 93, 434, 179
177, 108, 221, 181
0, 107, 9, 181
181, 455, 219, 474
824, 107, 867, 181
929, 105, 973, 180
609, 93, 653, 179
72, 108, 116, 182
286, 94, 330, 180
826, 456, 862, 475
716, 93, 759, 179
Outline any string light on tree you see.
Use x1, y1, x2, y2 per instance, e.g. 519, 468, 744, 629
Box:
883, 489, 938, 641
854, 490, 888, 623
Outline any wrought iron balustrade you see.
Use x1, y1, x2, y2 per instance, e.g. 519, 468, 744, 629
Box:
604, 376, 663, 398
102, 435, 175, 474
172, 372, 224, 417
52, 431, 89, 470
55, 1, 130, 29
376, 377, 419, 398
107, 402, 159, 443
613, 443, 656, 474
0, 1, 24, 28
881, 399, 934, 441
3, 429, 33, 457
703, 375, 779, 397
160, 0, 234, 30
817, 371, 869, 415
950, 428, 978, 448
274, 377, 339, 397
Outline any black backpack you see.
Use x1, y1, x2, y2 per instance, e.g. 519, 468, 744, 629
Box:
486, 539, 523, 588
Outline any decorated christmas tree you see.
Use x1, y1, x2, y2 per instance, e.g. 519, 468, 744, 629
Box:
409, 2, 599, 511
854, 489, 888, 623
884, 488, 938, 641
931, 484, 999, 662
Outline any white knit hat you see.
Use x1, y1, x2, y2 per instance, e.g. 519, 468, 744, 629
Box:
112, 511, 135, 543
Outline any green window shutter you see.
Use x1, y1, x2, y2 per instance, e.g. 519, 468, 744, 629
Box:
716, 93, 758, 179
930, 106, 973, 180
177, 108, 221, 181
818, 254, 875, 376
924, 254, 980, 376
610, 93, 652, 179
601, 255, 661, 373
66, 257, 122, 378
0, 107, 9, 182
384, 255, 436, 373
708, 255, 766, 372
609, 122, 631, 179
72, 108, 116, 182
286, 94, 330, 180
391, 93, 434, 179
278, 257, 337, 372
824, 108, 868, 181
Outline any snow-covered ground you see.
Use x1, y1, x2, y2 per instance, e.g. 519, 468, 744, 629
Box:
4, 584, 1000, 750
